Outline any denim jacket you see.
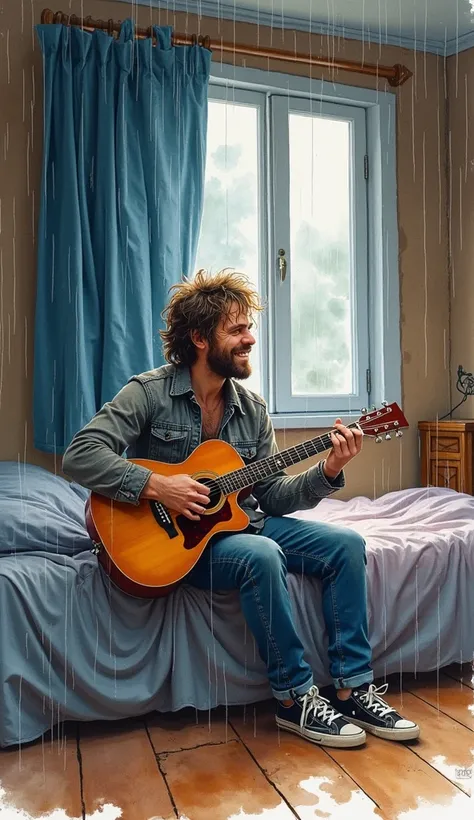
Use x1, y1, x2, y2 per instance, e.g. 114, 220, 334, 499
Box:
62, 364, 345, 528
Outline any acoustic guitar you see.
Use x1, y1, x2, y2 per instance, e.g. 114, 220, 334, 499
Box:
85, 402, 408, 598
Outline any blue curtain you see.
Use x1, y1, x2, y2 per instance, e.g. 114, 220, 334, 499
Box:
33, 21, 211, 453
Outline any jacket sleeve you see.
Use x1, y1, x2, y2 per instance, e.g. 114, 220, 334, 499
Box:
251, 402, 345, 516
62, 381, 154, 505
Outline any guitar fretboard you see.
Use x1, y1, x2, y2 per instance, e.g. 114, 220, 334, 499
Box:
216, 423, 359, 495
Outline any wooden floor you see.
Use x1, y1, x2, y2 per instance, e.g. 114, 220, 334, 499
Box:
0, 664, 473, 820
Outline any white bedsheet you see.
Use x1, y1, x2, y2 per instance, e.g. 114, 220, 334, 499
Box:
291, 487, 474, 676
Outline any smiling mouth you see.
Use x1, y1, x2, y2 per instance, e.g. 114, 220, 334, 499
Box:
234, 351, 250, 358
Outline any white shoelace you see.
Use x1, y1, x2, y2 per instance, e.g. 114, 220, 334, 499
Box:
298, 685, 342, 729
356, 683, 396, 717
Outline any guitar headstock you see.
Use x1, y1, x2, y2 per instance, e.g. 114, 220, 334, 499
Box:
357, 402, 408, 442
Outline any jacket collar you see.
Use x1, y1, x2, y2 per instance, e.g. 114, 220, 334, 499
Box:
170, 365, 245, 415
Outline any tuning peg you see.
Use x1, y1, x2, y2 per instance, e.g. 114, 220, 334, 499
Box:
372, 405, 377, 410
375, 435, 382, 443
395, 430, 403, 438
385, 433, 392, 440
361, 407, 367, 414
382, 400, 388, 407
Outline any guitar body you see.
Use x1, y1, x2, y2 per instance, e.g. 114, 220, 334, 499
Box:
86, 439, 250, 598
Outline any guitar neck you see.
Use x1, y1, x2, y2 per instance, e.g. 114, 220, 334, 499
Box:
218, 422, 360, 495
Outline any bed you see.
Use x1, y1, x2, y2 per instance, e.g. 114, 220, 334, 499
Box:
1, 460, 473, 748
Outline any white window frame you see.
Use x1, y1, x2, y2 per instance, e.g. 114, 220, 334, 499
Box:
206, 63, 401, 429
270, 96, 369, 414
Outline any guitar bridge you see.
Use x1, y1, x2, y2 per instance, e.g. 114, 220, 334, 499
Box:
149, 501, 179, 539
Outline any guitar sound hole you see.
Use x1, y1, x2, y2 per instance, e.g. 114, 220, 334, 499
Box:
197, 478, 223, 512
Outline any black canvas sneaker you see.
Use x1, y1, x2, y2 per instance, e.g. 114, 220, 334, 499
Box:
323, 682, 420, 741
275, 684, 366, 748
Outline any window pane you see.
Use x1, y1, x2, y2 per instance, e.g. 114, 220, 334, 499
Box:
289, 113, 353, 396
196, 99, 261, 395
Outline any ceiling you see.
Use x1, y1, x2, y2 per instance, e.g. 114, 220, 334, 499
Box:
119, 0, 474, 55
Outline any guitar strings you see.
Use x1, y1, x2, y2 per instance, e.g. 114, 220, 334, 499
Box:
201, 414, 393, 498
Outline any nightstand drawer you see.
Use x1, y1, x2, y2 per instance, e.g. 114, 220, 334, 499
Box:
430, 460, 462, 492
430, 433, 461, 455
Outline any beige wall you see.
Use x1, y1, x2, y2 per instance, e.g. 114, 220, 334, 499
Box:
0, 0, 451, 498
448, 49, 474, 420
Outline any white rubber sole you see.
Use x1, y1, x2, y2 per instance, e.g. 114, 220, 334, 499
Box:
349, 718, 420, 741
276, 716, 367, 748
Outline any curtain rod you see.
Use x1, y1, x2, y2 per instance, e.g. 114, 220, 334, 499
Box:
40, 9, 412, 87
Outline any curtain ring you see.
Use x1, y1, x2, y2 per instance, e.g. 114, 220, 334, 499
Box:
53, 11, 63, 24
108, 19, 115, 37
191, 33, 197, 46
202, 35, 211, 49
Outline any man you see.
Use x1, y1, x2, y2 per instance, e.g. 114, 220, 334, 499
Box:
63, 269, 419, 748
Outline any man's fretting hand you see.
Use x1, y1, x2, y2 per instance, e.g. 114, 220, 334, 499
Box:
323, 419, 363, 480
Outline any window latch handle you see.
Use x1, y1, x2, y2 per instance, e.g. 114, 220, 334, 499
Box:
278, 248, 287, 283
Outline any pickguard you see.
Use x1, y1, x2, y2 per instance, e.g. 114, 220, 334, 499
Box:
176, 498, 234, 550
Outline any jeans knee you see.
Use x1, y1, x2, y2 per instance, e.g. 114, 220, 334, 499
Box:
244, 537, 286, 576
342, 530, 367, 566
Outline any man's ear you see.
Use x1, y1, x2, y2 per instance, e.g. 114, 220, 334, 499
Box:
190, 329, 207, 350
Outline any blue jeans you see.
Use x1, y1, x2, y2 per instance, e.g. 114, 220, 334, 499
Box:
186, 515, 374, 701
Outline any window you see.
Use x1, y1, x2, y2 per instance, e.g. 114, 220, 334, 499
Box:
194, 87, 262, 396
195, 68, 400, 427
271, 97, 368, 414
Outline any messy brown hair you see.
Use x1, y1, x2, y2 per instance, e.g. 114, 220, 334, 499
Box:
160, 269, 264, 366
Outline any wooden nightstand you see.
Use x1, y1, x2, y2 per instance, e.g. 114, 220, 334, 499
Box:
418, 420, 474, 494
